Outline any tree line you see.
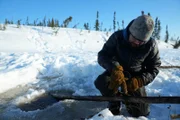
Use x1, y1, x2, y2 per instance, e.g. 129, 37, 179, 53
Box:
0, 11, 180, 48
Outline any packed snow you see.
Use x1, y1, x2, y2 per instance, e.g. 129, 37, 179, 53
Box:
0, 25, 179, 120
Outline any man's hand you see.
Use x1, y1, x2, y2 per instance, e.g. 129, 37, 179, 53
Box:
126, 77, 144, 92
108, 65, 128, 94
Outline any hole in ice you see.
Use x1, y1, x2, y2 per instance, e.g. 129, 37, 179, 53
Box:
17, 93, 59, 111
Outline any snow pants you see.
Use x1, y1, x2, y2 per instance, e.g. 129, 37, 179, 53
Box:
94, 71, 150, 117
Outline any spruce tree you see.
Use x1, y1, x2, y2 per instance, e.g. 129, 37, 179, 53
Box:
63, 16, 72, 28
157, 20, 161, 40
73, 23, 79, 28
17, 19, 21, 28
47, 19, 51, 27
10, 20, 13, 24
54, 19, 59, 27
0, 24, 2, 30
94, 11, 100, 31
100, 22, 103, 31
51, 18, 55, 27
117, 21, 120, 30
165, 25, 169, 43
84, 23, 87, 30
26, 17, 29, 25
141, 11, 144, 15
33, 18, 38, 26
113, 11, 116, 31
152, 17, 158, 39
5, 19, 8, 25
174, 37, 180, 49
122, 20, 124, 30
43, 16, 46, 26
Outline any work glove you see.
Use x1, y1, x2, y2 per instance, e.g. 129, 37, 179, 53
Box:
126, 76, 144, 92
108, 65, 128, 94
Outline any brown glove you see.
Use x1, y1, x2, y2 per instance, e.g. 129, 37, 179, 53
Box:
108, 65, 128, 94
126, 76, 144, 92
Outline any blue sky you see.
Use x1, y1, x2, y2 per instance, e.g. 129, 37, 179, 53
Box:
0, 0, 180, 39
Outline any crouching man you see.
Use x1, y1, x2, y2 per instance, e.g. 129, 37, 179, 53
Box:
94, 15, 161, 117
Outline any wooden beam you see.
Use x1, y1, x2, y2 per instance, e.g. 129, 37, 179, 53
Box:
50, 94, 180, 104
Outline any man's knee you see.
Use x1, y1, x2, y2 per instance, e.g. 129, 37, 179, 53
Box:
127, 103, 150, 117
94, 74, 103, 90
94, 71, 113, 96
94, 71, 109, 89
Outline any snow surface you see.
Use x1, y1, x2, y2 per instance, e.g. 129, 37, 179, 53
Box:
0, 25, 179, 120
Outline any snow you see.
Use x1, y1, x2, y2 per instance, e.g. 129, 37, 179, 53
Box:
0, 25, 179, 120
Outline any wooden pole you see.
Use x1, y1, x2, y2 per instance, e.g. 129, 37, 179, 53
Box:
160, 66, 180, 69
50, 94, 180, 104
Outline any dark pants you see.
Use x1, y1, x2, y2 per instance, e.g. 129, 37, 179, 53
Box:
94, 71, 150, 117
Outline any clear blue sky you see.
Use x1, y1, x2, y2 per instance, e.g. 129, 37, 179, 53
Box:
0, 0, 180, 39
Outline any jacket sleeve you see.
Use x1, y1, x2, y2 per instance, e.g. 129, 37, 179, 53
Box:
140, 41, 161, 85
98, 32, 120, 72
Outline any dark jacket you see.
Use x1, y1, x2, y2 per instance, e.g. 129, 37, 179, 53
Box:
98, 21, 161, 86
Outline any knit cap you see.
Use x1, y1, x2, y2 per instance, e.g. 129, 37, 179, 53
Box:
129, 15, 154, 41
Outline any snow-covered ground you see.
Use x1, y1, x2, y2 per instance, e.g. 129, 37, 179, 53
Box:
0, 25, 179, 120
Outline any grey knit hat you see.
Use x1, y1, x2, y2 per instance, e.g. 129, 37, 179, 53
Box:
129, 15, 154, 41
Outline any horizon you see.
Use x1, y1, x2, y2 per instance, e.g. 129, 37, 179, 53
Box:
0, 0, 180, 40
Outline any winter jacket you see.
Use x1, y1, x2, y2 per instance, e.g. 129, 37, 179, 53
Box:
98, 21, 161, 86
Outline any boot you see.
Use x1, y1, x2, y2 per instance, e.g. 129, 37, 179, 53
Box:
108, 101, 121, 115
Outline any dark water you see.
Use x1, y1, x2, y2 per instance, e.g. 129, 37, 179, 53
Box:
17, 93, 107, 120
0, 87, 107, 120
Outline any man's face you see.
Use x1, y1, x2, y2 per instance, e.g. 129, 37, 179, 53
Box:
129, 34, 145, 48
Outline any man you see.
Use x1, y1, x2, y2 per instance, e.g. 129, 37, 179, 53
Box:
94, 15, 161, 117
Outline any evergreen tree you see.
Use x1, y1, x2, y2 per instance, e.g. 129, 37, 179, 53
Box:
26, 17, 29, 25
10, 20, 13, 24
94, 11, 100, 31
54, 19, 59, 27
47, 19, 50, 27
104, 28, 107, 32
117, 21, 120, 30
152, 17, 157, 39
0, 24, 2, 30
157, 20, 161, 40
152, 17, 160, 40
5, 19, 8, 25
100, 22, 103, 31
109, 27, 112, 32
51, 18, 55, 27
173, 37, 180, 49
43, 16, 46, 26
17, 19, 21, 28
33, 20, 36, 26
63, 16, 72, 28
37, 21, 43, 26
33, 18, 38, 26
84, 23, 89, 30
141, 11, 144, 15
113, 11, 116, 31
122, 20, 124, 29
165, 25, 169, 43
73, 23, 79, 28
